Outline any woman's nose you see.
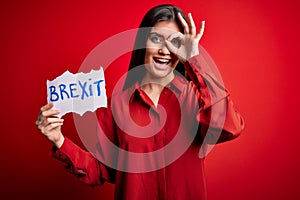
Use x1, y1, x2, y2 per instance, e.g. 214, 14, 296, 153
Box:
158, 44, 170, 55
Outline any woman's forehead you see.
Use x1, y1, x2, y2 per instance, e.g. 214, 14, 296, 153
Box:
151, 21, 180, 35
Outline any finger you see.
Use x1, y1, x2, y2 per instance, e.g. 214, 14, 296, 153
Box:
167, 32, 184, 40
44, 118, 64, 126
196, 20, 205, 42
40, 112, 60, 127
37, 118, 57, 129
35, 120, 41, 126
177, 13, 189, 34
41, 109, 60, 118
188, 13, 196, 36
167, 32, 184, 44
45, 122, 63, 131
165, 40, 187, 62
37, 124, 44, 130
40, 103, 54, 112
165, 40, 178, 55
38, 103, 55, 122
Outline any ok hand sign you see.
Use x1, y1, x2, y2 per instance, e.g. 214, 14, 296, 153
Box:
166, 13, 205, 63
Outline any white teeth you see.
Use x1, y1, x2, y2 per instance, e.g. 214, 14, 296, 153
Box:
158, 59, 168, 63
155, 58, 170, 63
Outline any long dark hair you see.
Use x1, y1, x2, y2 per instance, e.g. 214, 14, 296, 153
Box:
123, 4, 187, 90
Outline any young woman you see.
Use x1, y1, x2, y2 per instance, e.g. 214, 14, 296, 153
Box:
36, 4, 244, 200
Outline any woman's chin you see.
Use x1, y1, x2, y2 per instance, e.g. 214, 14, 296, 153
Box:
153, 59, 174, 71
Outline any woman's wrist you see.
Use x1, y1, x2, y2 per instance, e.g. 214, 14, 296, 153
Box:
189, 43, 200, 59
53, 134, 65, 149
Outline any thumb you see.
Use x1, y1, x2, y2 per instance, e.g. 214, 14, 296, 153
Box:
165, 40, 179, 55
165, 40, 186, 63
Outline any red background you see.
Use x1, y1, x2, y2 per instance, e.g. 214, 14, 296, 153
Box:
1, 0, 299, 199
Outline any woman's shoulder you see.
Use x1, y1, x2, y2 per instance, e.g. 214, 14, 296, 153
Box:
172, 73, 196, 93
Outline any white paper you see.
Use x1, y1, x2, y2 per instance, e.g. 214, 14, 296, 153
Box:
47, 67, 107, 117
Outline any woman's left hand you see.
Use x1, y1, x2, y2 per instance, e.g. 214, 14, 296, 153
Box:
166, 13, 205, 63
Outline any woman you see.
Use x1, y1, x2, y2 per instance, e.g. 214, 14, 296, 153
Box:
36, 4, 244, 200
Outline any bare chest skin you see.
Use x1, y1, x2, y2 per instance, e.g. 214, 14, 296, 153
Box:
141, 84, 164, 107
141, 69, 175, 107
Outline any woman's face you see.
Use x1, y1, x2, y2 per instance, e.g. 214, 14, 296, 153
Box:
144, 21, 180, 79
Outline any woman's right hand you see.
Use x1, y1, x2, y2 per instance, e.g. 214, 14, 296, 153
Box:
166, 13, 205, 64
36, 103, 65, 148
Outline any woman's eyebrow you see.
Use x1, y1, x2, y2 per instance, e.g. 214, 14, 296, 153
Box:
148, 32, 164, 37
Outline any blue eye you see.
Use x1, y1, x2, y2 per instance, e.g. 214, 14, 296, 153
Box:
171, 38, 181, 48
149, 33, 163, 44
150, 35, 162, 43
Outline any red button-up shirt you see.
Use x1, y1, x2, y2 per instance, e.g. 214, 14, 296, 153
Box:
51, 55, 244, 200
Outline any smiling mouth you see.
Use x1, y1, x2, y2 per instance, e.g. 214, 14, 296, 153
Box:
153, 57, 172, 65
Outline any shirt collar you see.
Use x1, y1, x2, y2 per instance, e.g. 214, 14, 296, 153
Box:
128, 74, 187, 104
167, 74, 187, 94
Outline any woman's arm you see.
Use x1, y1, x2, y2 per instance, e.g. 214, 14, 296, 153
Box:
166, 13, 244, 143
186, 55, 245, 143
50, 137, 114, 186
36, 103, 115, 186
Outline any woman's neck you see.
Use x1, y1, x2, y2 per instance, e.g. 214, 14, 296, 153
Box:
140, 73, 174, 106
141, 72, 174, 88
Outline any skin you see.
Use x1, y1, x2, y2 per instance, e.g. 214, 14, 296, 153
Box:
141, 21, 180, 106
144, 21, 180, 80
36, 12, 205, 148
